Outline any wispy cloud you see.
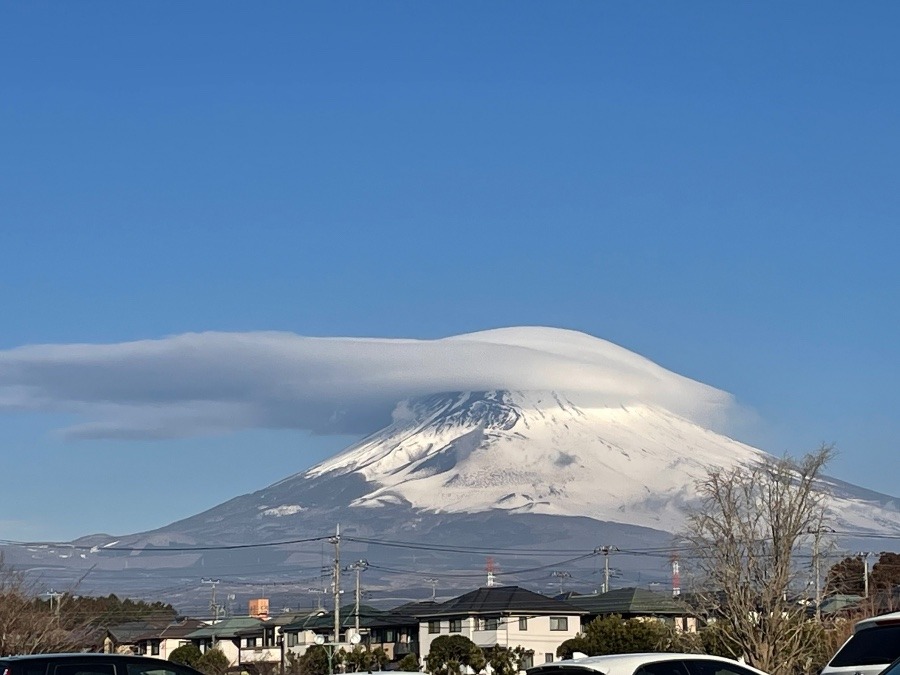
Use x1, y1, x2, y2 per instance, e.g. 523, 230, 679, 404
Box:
0, 327, 737, 440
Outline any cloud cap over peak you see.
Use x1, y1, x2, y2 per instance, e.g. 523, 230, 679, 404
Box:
0, 326, 736, 440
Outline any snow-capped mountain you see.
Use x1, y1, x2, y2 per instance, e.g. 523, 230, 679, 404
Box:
7, 328, 899, 608
268, 389, 898, 536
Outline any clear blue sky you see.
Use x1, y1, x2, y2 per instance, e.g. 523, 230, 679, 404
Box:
1, 2, 898, 541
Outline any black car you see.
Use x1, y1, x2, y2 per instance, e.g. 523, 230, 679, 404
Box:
0, 654, 204, 675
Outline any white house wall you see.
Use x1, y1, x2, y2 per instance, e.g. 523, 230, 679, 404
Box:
418, 614, 580, 669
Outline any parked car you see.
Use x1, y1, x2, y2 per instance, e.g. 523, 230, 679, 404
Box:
821, 611, 900, 675
0, 654, 205, 675
526, 653, 769, 675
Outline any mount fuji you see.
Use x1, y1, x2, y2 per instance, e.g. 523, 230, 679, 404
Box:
7, 328, 899, 608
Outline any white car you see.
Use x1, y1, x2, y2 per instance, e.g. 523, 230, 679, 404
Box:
526, 653, 769, 675
821, 611, 900, 675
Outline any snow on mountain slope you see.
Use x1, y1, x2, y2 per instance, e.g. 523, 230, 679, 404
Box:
293, 390, 899, 534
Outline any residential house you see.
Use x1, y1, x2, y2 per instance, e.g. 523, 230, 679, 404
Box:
185, 616, 266, 666
281, 604, 419, 664
234, 612, 320, 672
415, 585, 585, 670
134, 617, 208, 659
104, 619, 174, 655
565, 587, 697, 632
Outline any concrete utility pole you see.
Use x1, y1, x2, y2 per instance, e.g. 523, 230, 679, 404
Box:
347, 559, 368, 634
859, 551, 874, 598
330, 525, 341, 642
807, 526, 834, 620
596, 546, 618, 593
43, 589, 63, 623
551, 571, 572, 595
201, 578, 222, 622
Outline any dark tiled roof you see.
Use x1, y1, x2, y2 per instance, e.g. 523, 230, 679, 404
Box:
108, 620, 172, 643
135, 618, 207, 641
282, 605, 418, 632
566, 587, 693, 617
391, 600, 441, 617
417, 586, 585, 618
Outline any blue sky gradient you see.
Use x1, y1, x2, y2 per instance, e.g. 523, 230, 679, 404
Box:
1, 2, 898, 540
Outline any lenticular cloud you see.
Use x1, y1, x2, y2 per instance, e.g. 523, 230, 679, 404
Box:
0, 326, 736, 440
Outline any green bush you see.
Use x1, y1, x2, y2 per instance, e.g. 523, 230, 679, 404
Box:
169, 644, 203, 669
196, 648, 230, 675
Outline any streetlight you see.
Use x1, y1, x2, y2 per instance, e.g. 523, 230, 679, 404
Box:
315, 632, 361, 675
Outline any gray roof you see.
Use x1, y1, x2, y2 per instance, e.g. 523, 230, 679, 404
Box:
107, 620, 172, 643
186, 617, 264, 639
417, 586, 585, 618
135, 618, 207, 641
566, 587, 693, 617
282, 605, 418, 632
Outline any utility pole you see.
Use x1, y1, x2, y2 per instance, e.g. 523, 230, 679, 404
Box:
347, 560, 368, 635
308, 588, 326, 611
807, 526, 834, 620
330, 524, 341, 642
859, 551, 874, 598
551, 571, 572, 595
43, 589, 63, 623
201, 578, 222, 622
596, 546, 618, 593
425, 578, 438, 602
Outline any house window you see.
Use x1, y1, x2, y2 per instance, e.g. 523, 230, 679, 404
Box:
151, 641, 160, 656
384, 629, 396, 643
549, 616, 568, 631
449, 619, 462, 633
521, 653, 534, 669
484, 618, 498, 631
545, 653, 554, 663
518, 617, 528, 631
428, 621, 440, 634
246, 637, 257, 647
286, 633, 298, 647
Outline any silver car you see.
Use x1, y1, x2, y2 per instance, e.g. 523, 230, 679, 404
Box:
527, 653, 769, 675
821, 611, 900, 675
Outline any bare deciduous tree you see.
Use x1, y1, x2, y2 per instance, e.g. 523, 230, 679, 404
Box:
0, 557, 88, 655
681, 446, 834, 675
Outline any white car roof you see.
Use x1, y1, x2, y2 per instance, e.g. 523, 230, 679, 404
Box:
853, 610, 900, 632
529, 653, 769, 675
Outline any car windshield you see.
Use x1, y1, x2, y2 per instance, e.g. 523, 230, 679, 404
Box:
829, 625, 900, 667
529, 668, 607, 675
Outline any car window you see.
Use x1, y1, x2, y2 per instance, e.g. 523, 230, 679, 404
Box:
126, 665, 199, 675
829, 625, 900, 667
0, 662, 47, 675
526, 668, 606, 675
635, 661, 691, 675
684, 660, 759, 675
879, 660, 900, 675
52, 664, 116, 675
